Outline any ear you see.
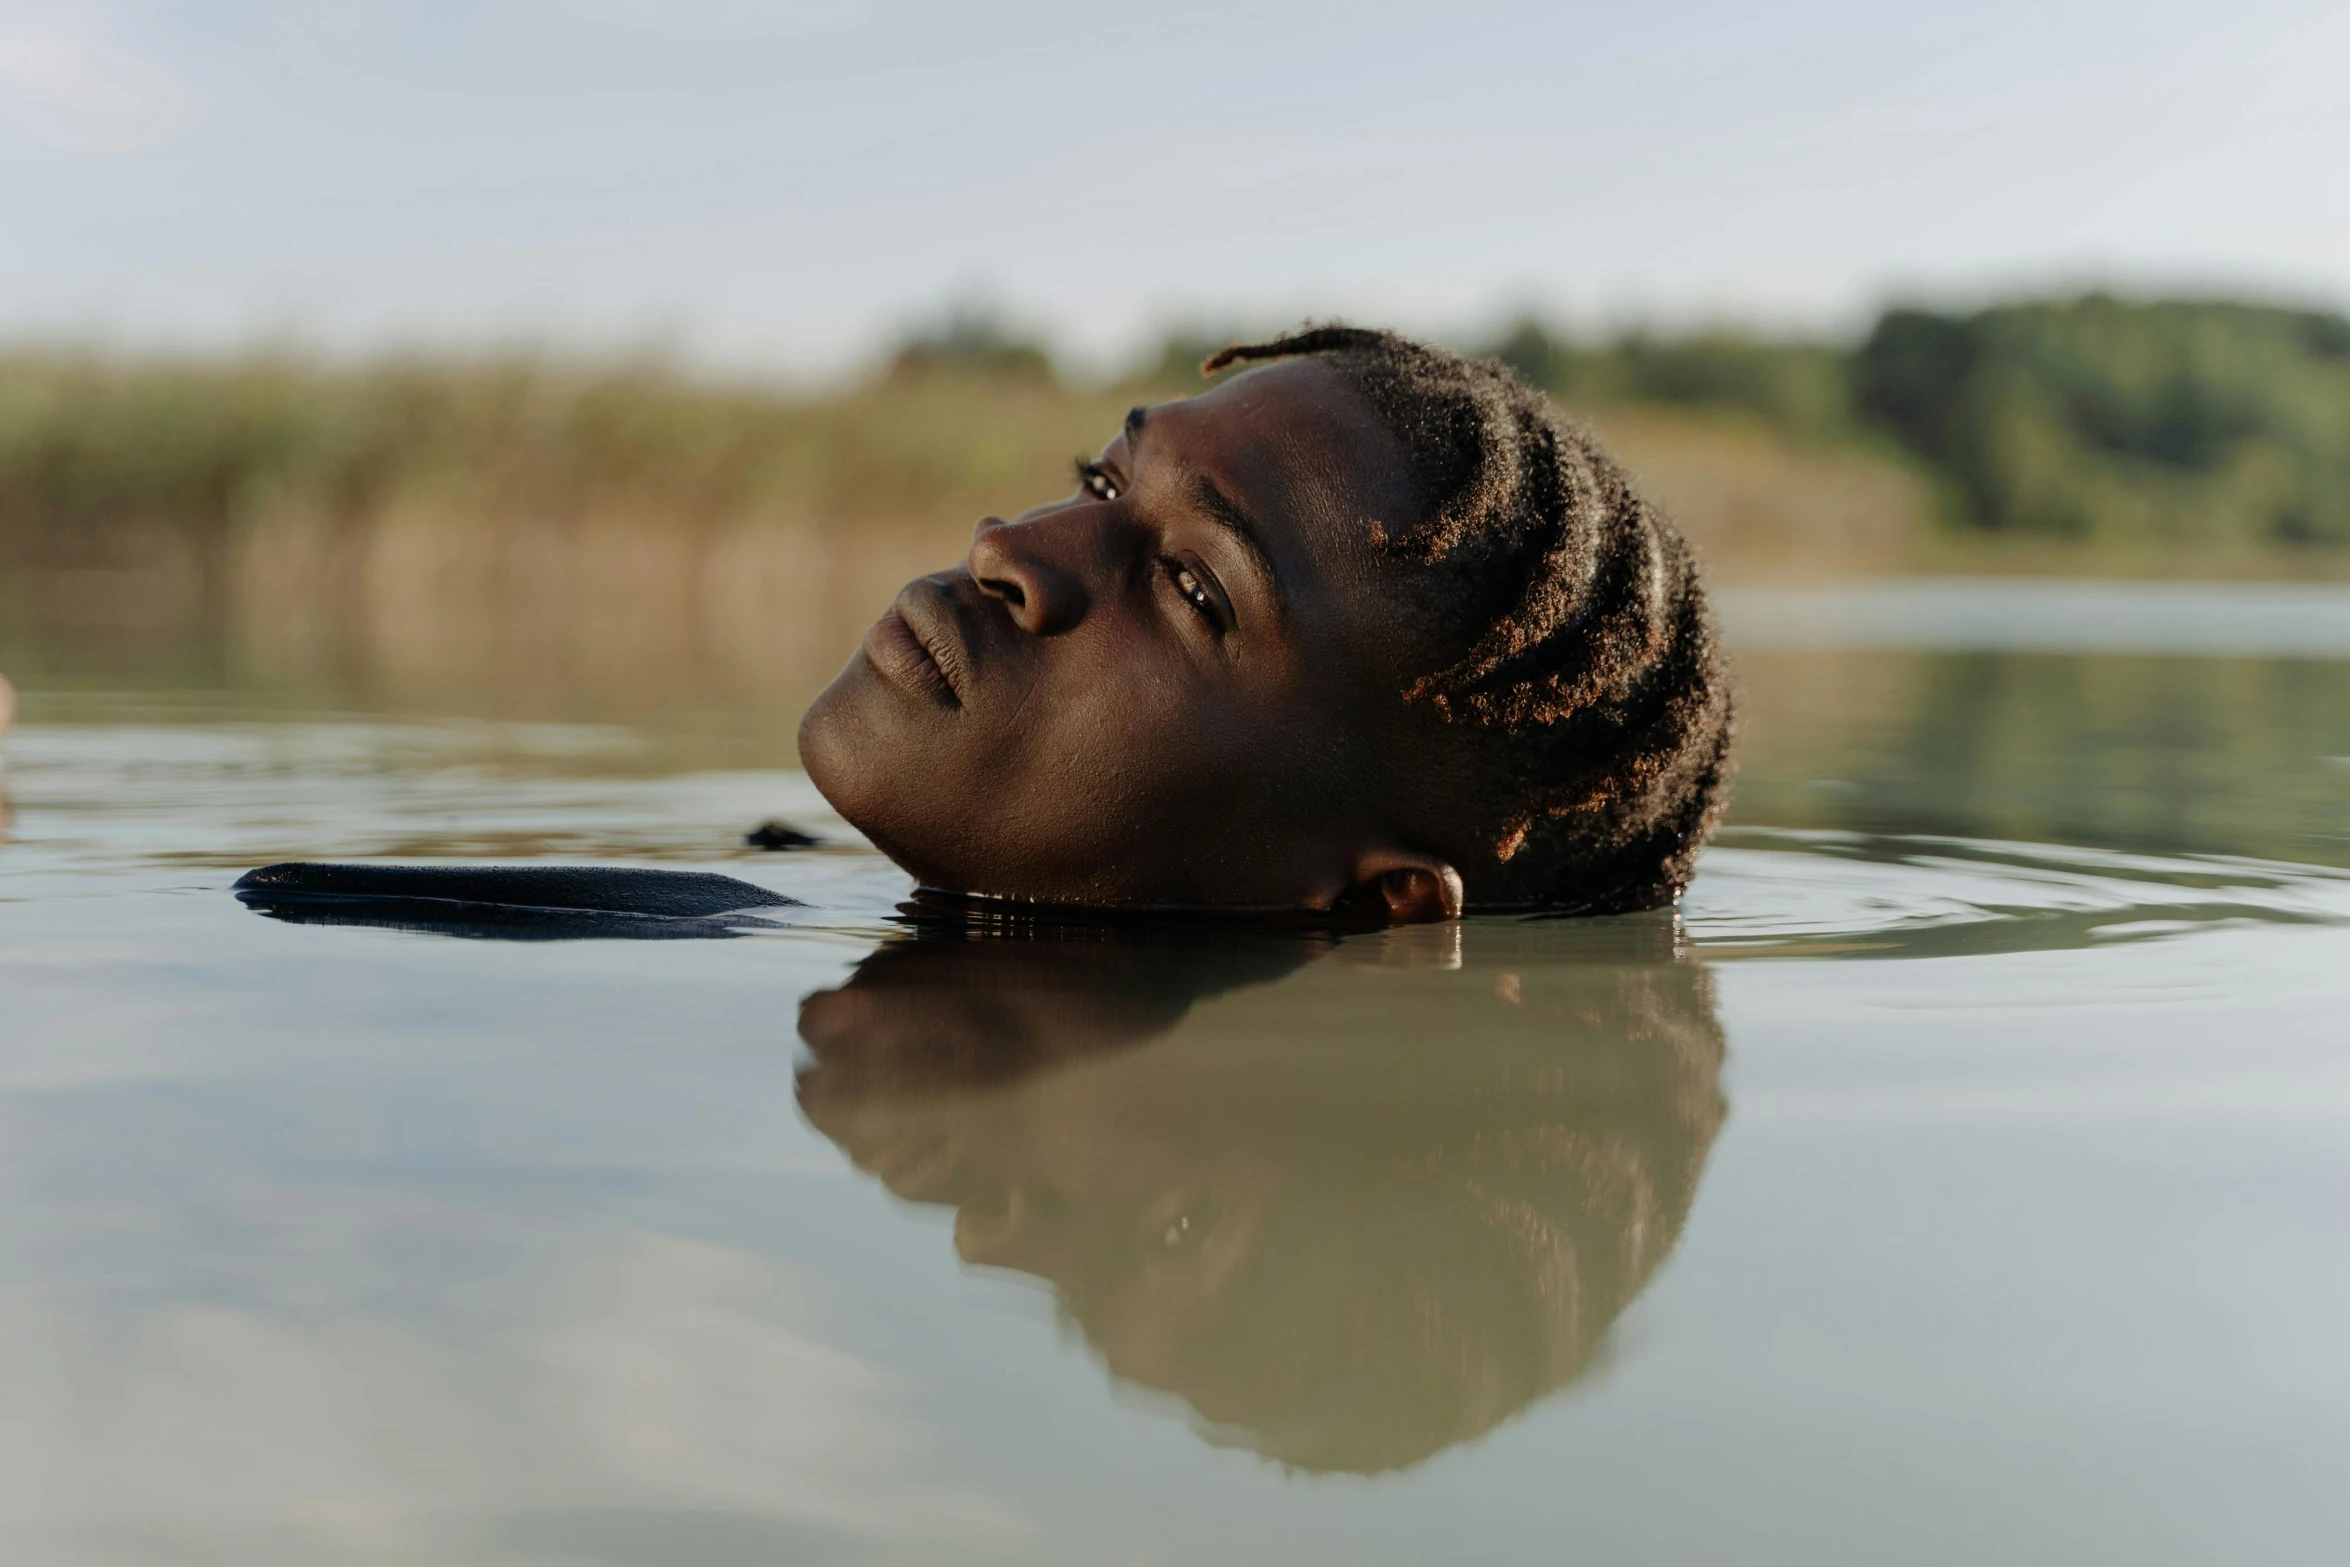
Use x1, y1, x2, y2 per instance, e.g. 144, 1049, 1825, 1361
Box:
1346, 847, 1465, 926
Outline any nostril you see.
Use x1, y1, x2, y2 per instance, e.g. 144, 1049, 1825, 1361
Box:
979, 575, 1026, 610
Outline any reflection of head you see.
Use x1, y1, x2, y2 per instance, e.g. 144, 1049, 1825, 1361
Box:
798, 916, 1724, 1475
0, 671, 14, 837
798, 922, 1323, 1093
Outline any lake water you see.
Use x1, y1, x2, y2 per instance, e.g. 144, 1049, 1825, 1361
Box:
3, 581, 2348, 1565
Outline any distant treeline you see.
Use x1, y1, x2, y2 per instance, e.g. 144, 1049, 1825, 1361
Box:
1491, 297, 2350, 548
1498, 297, 2350, 548
1850, 299, 2350, 546
3, 293, 2346, 563
912, 294, 2350, 551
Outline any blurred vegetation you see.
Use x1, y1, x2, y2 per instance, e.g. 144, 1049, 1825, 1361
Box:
1853, 297, 2350, 546
884, 304, 1058, 384
0, 325, 1927, 726
1486, 320, 1855, 443
4, 291, 2347, 582
0, 347, 1129, 561
1483, 294, 2350, 556
0, 346, 1141, 720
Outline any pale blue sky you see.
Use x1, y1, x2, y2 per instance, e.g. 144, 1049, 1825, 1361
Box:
3, 0, 2345, 376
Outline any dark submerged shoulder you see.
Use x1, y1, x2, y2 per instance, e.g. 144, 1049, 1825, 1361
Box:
235, 862, 797, 915
232, 862, 800, 940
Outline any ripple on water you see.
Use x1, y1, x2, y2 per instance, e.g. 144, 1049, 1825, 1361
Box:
7, 719, 2348, 963
1687, 826, 2350, 960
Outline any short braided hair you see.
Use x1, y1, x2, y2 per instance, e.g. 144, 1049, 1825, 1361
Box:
1202, 326, 1735, 912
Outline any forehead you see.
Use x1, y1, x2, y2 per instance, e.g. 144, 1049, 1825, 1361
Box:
1141, 359, 1421, 569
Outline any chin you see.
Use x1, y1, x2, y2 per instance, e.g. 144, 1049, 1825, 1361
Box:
798, 674, 961, 885
796, 679, 853, 802
799, 666, 1148, 903
796, 673, 894, 836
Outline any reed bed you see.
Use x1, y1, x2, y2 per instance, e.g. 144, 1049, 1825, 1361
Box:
0, 350, 1926, 719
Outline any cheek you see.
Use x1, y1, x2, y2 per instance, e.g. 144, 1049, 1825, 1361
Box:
992, 657, 1230, 835
827, 616, 1350, 903
1007, 663, 1339, 886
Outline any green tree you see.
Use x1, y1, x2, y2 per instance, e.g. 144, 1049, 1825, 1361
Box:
1854, 296, 2350, 546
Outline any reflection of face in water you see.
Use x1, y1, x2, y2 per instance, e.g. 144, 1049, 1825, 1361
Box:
797, 917, 1725, 1476
0, 671, 14, 840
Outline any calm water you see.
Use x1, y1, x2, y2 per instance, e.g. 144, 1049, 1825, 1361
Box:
4, 582, 2349, 1565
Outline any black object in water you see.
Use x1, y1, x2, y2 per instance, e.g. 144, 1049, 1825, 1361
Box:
233, 862, 800, 941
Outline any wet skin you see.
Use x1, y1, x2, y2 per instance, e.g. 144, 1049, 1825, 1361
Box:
797, 359, 1469, 923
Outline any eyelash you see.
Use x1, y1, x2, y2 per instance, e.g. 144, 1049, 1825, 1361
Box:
1074, 457, 1121, 501
1165, 558, 1224, 628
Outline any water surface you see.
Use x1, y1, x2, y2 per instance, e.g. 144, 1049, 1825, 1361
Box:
2, 582, 2346, 1565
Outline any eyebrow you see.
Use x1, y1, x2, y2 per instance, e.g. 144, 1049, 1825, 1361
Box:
1122, 405, 1285, 612
1187, 474, 1285, 612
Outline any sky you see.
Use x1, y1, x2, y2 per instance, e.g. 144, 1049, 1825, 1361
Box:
2, 0, 2346, 378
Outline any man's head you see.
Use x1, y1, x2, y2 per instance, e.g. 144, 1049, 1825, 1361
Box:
797, 326, 1733, 921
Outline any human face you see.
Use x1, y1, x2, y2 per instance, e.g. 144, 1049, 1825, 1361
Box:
797, 359, 1455, 915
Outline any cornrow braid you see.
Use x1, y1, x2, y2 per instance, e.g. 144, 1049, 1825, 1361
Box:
1203, 326, 1735, 912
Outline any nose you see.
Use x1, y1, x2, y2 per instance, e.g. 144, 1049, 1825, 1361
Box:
967, 511, 1097, 635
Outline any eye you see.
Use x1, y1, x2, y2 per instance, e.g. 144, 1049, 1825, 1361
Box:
1157, 1196, 1220, 1253
1074, 457, 1121, 501
1166, 559, 1225, 626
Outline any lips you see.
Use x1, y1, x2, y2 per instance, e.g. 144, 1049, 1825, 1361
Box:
862, 582, 968, 708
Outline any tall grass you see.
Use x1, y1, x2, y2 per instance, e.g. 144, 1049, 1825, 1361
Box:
0, 348, 1926, 719
0, 352, 1138, 710
0, 350, 1146, 555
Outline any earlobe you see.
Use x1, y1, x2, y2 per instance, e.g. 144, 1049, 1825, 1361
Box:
1348, 847, 1465, 926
